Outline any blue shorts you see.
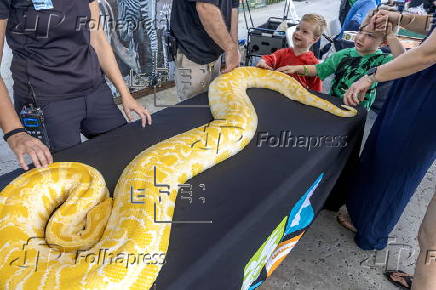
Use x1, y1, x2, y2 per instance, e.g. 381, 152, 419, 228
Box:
14, 81, 127, 152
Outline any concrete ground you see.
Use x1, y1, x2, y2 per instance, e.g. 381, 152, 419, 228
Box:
1, 1, 435, 289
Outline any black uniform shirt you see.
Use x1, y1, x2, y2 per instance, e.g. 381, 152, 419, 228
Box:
0, 0, 104, 102
170, 0, 239, 65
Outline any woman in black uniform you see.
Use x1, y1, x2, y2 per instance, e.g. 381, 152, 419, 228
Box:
0, 0, 152, 170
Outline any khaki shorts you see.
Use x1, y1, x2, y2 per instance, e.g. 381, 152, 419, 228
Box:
175, 50, 222, 102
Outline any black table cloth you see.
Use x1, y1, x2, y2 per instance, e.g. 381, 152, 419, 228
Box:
0, 89, 366, 289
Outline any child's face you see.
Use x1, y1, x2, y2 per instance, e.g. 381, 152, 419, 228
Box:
354, 25, 385, 55
292, 21, 319, 49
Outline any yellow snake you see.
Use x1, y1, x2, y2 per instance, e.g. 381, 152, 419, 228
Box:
0, 67, 357, 289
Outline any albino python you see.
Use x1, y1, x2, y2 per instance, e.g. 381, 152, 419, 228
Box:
0, 67, 357, 289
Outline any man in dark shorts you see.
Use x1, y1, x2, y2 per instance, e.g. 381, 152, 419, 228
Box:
170, 0, 241, 101
0, 0, 152, 170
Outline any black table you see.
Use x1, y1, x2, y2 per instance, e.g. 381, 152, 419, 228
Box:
0, 89, 366, 289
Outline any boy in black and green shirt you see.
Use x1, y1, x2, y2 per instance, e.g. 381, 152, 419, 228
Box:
315, 47, 392, 109
276, 13, 404, 110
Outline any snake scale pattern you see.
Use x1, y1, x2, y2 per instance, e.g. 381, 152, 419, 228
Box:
0, 67, 357, 289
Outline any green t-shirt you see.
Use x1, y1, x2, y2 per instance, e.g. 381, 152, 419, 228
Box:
316, 48, 393, 110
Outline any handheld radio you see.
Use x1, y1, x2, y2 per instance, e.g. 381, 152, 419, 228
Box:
19, 81, 51, 149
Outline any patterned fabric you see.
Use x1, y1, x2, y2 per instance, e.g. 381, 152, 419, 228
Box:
117, 0, 158, 74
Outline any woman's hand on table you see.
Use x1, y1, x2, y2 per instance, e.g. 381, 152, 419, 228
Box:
121, 93, 152, 128
344, 76, 372, 107
7, 132, 53, 170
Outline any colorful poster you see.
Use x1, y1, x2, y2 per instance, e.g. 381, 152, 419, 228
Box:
242, 217, 288, 290
284, 173, 323, 235
242, 173, 324, 289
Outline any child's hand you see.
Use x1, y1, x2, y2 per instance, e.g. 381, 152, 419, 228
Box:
276, 65, 298, 75
256, 59, 273, 70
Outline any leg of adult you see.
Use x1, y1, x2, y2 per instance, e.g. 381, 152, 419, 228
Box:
14, 96, 86, 153
175, 49, 221, 102
346, 65, 436, 250
81, 81, 127, 139
412, 191, 436, 290
324, 119, 365, 211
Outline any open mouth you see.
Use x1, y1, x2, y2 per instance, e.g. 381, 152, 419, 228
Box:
293, 36, 302, 42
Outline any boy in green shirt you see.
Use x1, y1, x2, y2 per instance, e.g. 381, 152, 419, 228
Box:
277, 14, 404, 110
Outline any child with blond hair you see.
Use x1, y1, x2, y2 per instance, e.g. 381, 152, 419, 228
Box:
256, 14, 327, 92
277, 11, 405, 110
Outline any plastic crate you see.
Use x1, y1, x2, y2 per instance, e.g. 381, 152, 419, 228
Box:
244, 18, 298, 65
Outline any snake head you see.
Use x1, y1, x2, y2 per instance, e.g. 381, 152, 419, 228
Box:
340, 105, 358, 117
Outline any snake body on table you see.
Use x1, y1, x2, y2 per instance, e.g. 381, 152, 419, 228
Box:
0, 67, 357, 289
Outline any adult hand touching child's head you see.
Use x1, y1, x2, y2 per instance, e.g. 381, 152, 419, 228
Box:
372, 9, 401, 33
